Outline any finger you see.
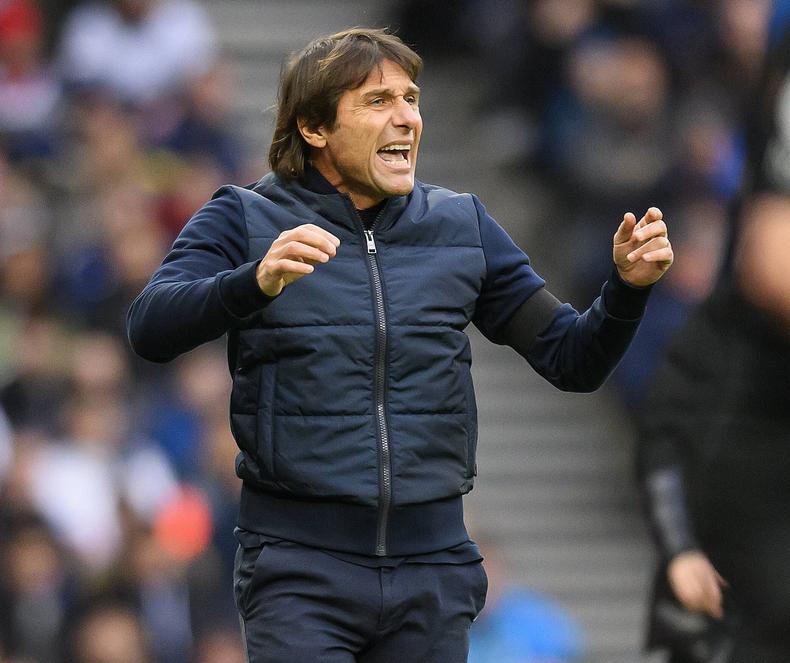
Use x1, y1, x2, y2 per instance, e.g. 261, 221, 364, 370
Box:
278, 240, 333, 264
283, 228, 339, 257
626, 236, 670, 262
641, 247, 674, 264
700, 569, 724, 618
613, 212, 637, 243
716, 571, 729, 588
633, 219, 667, 243
703, 590, 723, 618
271, 259, 314, 275
293, 224, 341, 248
636, 206, 663, 229
707, 587, 724, 619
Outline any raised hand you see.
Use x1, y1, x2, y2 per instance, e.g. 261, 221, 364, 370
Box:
256, 223, 341, 296
613, 207, 673, 287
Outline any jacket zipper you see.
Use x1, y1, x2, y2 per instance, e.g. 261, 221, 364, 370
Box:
346, 199, 392, 556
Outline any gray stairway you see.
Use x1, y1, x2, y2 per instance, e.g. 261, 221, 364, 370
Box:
201, 2, 663, 661
467, 329, 660, 663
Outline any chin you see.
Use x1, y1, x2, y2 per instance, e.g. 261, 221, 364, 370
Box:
382, 176, 415, 197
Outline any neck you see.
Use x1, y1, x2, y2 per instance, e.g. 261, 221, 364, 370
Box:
307, 161, 383, 210
304, 163, 386, 210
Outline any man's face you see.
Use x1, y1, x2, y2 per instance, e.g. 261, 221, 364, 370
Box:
307, 59, 422, 209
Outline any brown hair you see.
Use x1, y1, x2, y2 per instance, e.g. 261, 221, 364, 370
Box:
268, 28, 422, 180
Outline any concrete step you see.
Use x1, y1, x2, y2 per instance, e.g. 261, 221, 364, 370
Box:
205, 0, 386, 54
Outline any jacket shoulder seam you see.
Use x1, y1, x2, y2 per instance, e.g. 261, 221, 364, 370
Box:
226, 185, 252, 262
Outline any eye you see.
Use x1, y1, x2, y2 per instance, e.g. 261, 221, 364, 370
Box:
405, 95, 418, 105
369, 97, 386, 106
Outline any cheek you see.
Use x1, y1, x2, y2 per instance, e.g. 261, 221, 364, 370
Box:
345, 135, 376, 169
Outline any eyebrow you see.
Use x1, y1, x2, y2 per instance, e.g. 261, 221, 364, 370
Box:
361, 84, 421, 99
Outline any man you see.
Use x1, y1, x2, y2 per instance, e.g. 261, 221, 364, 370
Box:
127, 28, 672, 663
637, 7, 790, 663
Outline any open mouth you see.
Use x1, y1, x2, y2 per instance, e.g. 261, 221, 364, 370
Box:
377, 144, 411, 169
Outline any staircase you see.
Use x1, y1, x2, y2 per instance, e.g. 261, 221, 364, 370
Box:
201, 2, 663, 661
467, 331, 661, 663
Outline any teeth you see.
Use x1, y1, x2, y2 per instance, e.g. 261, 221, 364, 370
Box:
380, 144, 410, 151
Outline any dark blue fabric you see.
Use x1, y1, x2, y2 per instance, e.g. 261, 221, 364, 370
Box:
233, 529, 487, 663
323, 537, 482, 567
127, 173, 651, 555
126, 186, 274, 363
472, 196, 545, 338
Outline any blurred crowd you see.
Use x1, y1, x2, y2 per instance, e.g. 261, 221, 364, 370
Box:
0, 0, 251, 661
394, 0, 774, 408
0, 0, 780, 662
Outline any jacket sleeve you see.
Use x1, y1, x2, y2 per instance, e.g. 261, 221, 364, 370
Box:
126, 186, 274, 363
633, 322, 708, 560
471, 196, 652, 392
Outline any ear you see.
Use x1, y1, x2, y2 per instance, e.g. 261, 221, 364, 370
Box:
298, 119, 327, 149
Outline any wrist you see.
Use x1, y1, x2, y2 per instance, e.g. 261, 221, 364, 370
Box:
256, 261, 283, 297
615, 264, 653, 289
602, 265, 653, 320
218, 260, 277, 319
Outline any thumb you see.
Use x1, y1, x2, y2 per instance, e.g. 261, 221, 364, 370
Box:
614, 212, 637, 244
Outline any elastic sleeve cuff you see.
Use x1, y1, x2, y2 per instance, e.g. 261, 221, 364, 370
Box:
602, 265, 653, 320
217, 260, 276, 319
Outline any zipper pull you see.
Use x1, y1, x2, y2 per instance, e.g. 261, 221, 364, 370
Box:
364, 229, 377, 254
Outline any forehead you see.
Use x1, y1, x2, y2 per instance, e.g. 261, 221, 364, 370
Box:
355, 59, 416, 93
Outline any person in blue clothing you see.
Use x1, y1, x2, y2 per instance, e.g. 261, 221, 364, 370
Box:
127, 28, 673, 663
467, 536, 584, 663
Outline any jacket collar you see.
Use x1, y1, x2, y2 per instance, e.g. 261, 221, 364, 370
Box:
302, 165, 341, 195
253, 168, 416, 233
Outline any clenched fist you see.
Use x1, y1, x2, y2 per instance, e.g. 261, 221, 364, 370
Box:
256, 224, 341, 297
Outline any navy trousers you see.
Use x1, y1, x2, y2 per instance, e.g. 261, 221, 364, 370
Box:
233, 532, 487, 662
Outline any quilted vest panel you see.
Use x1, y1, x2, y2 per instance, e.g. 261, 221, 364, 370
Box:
228, 178, 486, 507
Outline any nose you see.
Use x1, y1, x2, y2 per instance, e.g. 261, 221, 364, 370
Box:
392, 97, 421, 130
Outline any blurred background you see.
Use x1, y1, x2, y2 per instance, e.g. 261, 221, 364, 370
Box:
0, 0, 773, 661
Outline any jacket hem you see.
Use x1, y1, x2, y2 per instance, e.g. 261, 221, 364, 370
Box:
238, 483, 467, 557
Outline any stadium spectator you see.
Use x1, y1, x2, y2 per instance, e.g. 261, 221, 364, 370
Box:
468, 535, 584, 663
0, 156, 52, 311
0, 512, 72, 663
193, 629, 246, 663
0, 406, 10, 481
0, 314, 70, 433
150, 61, 244, 181
0, 0, 62, 162
57, 0, 216, 106
68, 600, 152, 663
544, 33, 676, 301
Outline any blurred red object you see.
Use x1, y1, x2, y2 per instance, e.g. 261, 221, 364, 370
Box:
153, 485, 213, 561
0, 0, 42, 43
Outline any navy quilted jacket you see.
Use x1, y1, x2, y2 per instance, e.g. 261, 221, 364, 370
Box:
127, 171, 651, 556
